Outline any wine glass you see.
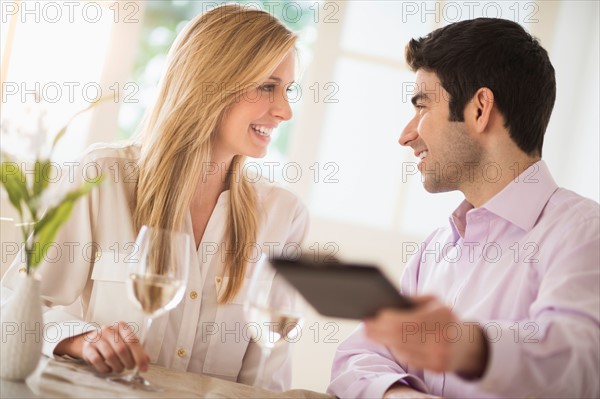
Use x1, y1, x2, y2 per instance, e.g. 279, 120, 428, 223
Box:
243, 254, 304, 388
108, 225, 191, 390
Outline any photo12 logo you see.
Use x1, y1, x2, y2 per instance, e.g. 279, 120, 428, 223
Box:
200, 1, 340, 25
1, 1, 141, 24
400, 1, 539, 24
2, 82, 139, 105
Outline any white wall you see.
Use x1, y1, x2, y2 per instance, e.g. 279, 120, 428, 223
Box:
286, 1, 600, 392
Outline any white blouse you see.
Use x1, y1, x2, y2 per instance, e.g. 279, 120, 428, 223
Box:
0, 143, 309, 391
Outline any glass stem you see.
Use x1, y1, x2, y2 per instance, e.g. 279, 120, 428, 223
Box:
253, 346, 272, 388
131, 315, 153, 376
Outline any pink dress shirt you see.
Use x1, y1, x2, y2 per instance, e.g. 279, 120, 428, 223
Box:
329, 161, 599, 398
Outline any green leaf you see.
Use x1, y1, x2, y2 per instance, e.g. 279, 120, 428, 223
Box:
30, 176, 103, 268
34, 177, 103, 235
51, 124, 70, 152
64, 176, 104, 201
30, 200, 75, 267
33, 159, 51, 197
1, 161, 29, 217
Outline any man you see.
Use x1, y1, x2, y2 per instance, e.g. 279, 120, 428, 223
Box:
328, 18, 599, 399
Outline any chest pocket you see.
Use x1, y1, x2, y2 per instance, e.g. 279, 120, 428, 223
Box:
202, 276, 271, 378
87, 254, 144, 330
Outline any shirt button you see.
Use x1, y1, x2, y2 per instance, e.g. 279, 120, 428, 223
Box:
177, 348, 186, 358
18, 267, 26, 274
215, 277, 222, 284
189, 291, 198, 300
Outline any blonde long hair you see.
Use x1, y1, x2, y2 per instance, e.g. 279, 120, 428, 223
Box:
133, 5, 297, 303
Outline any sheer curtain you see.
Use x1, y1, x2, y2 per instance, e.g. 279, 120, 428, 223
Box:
0, 1, 145, 275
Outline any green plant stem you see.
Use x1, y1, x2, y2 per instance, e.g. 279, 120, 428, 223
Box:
25, 242, 33, 275
19, 224, 30, 275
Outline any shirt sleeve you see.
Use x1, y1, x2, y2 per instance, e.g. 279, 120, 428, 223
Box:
327, 230, 443, 398
475, 216, 600, 398
1, 153, 101, 357
328, 324, 429, 398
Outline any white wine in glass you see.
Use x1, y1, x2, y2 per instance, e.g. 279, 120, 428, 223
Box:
109, 225, 191, 390
129, 273, 182, 316
245, 305, 302, 349
243, 255, 304, 388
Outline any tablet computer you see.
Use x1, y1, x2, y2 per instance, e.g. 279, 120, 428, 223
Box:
271, 256, 415, 319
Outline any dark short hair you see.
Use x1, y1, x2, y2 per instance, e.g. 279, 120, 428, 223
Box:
405, 18, 556, 156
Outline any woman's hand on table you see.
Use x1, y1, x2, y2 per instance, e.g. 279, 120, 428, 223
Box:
54, 321, 149, 374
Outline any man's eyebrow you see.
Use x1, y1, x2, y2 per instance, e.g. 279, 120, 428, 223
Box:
411, 92, 430, 106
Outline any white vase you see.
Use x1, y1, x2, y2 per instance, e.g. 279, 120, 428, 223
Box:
0, 272, 43, 380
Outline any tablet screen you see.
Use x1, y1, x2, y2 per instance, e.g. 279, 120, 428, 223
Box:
271, 258, 415, 319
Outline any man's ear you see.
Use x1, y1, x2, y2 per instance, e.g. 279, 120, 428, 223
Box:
468, 87, 495, 134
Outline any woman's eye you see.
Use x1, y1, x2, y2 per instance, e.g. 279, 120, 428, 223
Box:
286, 86, 298, 98
260, 84, 276, 92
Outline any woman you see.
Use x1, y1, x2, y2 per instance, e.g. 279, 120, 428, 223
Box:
0, 4, 306, 390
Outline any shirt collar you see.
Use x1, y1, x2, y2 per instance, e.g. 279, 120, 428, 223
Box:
449, 200, 474, 240
449, 160, 559, 237
482, 160, 558, 231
